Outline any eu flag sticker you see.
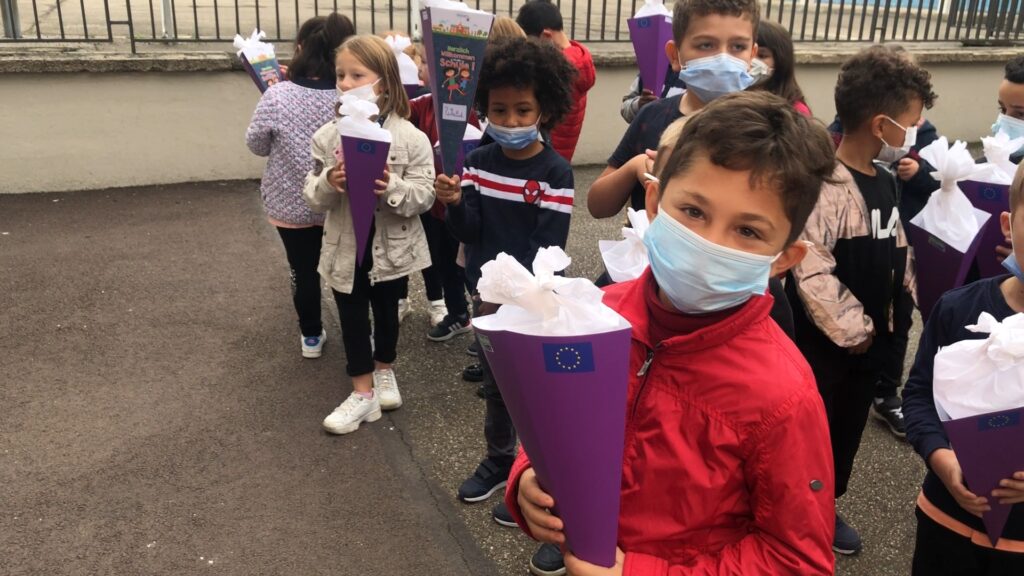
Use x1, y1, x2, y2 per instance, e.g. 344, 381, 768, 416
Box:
979, 411, 1021, 431
543, 343, 595, 373
356, 141, 377, 154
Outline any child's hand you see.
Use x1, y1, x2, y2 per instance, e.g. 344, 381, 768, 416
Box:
992, 471, 1024, 505
564, 548, 624, 576
374, 169, 390, 196
630, 150, 656, 184
637, 89, 657, 109
327, 163, 347, 193
930, 448, 991, 517
435, 174, 462, 205
517, 468, 565, 545
897, 158, 920, 181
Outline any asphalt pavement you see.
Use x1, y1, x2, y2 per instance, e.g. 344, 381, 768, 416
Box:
1, 167, 925, 575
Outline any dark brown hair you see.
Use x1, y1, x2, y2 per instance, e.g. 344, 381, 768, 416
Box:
659, 91, 837, 243
1011, 160, 1024, 214
834, 45, 936, 131
288, 13, 355, 82
671, 0, 759, 44
752, 20, 805, 106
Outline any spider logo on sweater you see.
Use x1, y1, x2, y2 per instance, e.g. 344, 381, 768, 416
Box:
522, 180, 541, 205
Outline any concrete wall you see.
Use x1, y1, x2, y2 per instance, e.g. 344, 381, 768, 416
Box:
0, 55, 1008, 193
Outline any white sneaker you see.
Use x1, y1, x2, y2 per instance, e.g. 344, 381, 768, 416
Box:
301, 330, 326, 359
322, 392, 382, 435
428, 300, 448, 327
398, 299, 412, 324
373, 369, 402, 411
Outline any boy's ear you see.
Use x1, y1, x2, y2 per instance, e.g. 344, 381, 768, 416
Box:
1001, 210, 1012, 238
869, 113, 888, 140
769, 240, 810, 277
666, 40, 682, 72
644, 179, 661, 218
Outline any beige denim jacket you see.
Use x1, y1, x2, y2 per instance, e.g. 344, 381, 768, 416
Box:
791, 163, 917, 348
303, 115, 436, 294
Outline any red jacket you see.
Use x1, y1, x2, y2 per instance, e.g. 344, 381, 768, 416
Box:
505, 270, 835, 575
550, 40, 596, 162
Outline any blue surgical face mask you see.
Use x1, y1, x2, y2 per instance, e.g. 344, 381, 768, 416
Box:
1003, 253, 1024, 281
642, 208, 778, 314
993, 113, 1024, 142
486, 121, 539, 150
678, 53, 755, 103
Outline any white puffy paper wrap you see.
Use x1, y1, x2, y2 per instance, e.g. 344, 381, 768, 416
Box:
233, 29, 276, 61
979, 132, 1024, 185
473, 247, 632, 337
934, 312, 1024, 421
434, 124, 483, 150
385, 35, 422, 87
911, 137, 992, 252
336, 95, 393, 143
598, 209, 650, 283
633, 0, 672, 18
422, 0, 491, 14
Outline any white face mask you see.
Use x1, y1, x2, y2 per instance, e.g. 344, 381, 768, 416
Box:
876, 116, 918, 164
339, 79, 380, 104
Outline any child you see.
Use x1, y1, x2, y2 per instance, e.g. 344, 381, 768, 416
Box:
619, 67, 686, 124
903, 163, 1024, 575
516, 0, 596, 163
246, 13, 355, 360
752, 20, 811, 117
303, 35, 436, 435
785, 45, 930, 554
508, 91, 837, 575
993, 55, 1024, 162
433, 36, 576, 530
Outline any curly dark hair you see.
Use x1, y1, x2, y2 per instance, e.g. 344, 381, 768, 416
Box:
661, 91, 837, 243
1006, 55, 1024, 84
475, 37, 577, 132
835, 45, 937, 130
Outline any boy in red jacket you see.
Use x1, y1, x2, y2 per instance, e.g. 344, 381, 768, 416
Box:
506, 91, 838, 575
517, 0, 595, 163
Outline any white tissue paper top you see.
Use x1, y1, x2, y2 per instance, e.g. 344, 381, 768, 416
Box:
598, 209, 650, 283
422, 0, 491, 14
336, 95, 393, 142
233, 29, 276, 60
911, 137, 992, 252
934, 312, 1024, 421
385, 35, 422, 87
980, 132, 1024, 185
633, 0, 672, 19
434, 124, 483, 149
472, 247, 632, 337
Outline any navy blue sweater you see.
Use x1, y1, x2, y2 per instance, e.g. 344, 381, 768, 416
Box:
903, 275, 1024, 540
446, 142, 574, 286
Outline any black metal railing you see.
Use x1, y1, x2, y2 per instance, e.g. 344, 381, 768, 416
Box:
2, 0, 1023, 49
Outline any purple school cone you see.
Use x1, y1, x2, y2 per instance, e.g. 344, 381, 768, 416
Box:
961, 180, 1012, 279
907, 219, 988, 321
340, 135, 391, 267
433, 138, 481, 177
473, 325, 632, 567
404, 84, 422, 99
627, 15, 673, 99
942, 406, 1024, 546
421, 6, 493, 176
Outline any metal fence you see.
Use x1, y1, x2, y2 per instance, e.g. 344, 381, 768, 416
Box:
2, 0, 1023, 49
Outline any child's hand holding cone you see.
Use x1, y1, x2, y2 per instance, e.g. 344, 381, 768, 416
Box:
435, 174, 462, 205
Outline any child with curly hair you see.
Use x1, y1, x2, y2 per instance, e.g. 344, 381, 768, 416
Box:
434, 36, 577, 520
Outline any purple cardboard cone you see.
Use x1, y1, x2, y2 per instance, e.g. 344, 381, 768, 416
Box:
340, 135, 391, 266
472, 325, 632, 568
907, 214, 989, 321
627, 15, 673, 100
961, 180, 1012, 279
240, 55, 284, 93
404, 84, 422, 99
421, 5, 493, 176
942, 406, 1024, 546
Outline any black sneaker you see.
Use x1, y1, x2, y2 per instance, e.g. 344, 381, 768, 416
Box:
427, 313, 472, 342
457, 458, 510, 503
529, 543, 566, 576
462, 363, 483, 383
467, 340, 480, 357
476, 384, 486, 399
833, 514, 863, 555
492, 501, 517, 527
871, 396, 906, 438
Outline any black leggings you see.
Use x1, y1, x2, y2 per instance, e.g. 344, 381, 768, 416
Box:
332, 257, 405, 378
398, 214, 468, 317
276, 226, 323, 338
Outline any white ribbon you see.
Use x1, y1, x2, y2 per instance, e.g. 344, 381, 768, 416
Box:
980, 132, 1024, 185
633, 0, 672, 18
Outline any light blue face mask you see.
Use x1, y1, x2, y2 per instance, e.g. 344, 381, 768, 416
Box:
486, 122, 539, 150
642, 209, 778, 314
678, 53, 755, 103
992, 113, 1024, 145
1002, 252, 1024, 282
